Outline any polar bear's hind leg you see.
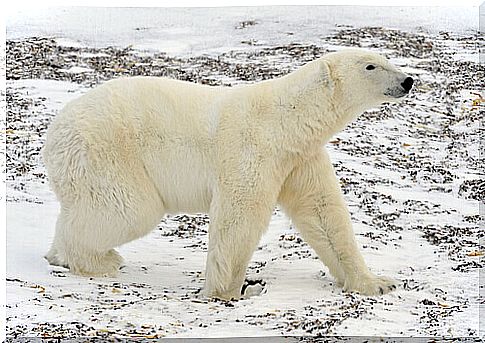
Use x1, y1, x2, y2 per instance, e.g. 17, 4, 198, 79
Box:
45, 208, 124, 276
46, 195, 162, 277
45, 153, 165, 277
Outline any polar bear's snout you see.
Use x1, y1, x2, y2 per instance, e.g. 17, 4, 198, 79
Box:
384, 73, 414, 99
401, 76, 414, 93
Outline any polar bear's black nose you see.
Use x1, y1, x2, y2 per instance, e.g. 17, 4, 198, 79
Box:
401, 77, 414, 92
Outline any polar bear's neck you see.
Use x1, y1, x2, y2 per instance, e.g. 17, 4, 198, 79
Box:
263, 59, 365, 156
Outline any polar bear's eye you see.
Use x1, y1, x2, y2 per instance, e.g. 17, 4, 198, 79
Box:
366, 65, 376, 70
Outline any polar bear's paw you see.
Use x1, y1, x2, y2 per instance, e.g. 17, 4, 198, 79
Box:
70, 249, 124, 278
241, 279, 267, 299
45, 247, 69, 269
343, 274, 397, 296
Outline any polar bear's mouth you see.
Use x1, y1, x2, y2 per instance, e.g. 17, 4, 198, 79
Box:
384, 88, 409, 98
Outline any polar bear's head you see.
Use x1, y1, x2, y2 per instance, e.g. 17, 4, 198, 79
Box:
323, 49, 413, 110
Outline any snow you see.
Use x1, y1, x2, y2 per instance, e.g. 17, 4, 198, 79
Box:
5, 5, 483, 340
6, 6, 479, 55
8, 189, 478, 337
58, 66, 93, 74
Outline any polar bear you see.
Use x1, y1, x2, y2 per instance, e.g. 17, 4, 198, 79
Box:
43, 49, 413, 300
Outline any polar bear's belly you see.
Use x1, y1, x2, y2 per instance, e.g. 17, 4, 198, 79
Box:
141, 145, 214, 215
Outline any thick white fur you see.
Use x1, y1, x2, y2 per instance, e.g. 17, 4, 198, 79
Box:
43, 49, 409, 300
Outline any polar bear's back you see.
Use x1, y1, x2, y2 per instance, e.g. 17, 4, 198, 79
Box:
43, 77, 224, 209
45, 76, 225, 153
68, 76, 223, 133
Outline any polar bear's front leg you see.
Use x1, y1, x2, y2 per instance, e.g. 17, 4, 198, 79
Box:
203, 191, 274, 301
278, 149, 396, 296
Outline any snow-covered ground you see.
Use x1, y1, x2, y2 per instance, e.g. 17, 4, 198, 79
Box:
6, 6, 479, 54
5, 6, 484, 339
